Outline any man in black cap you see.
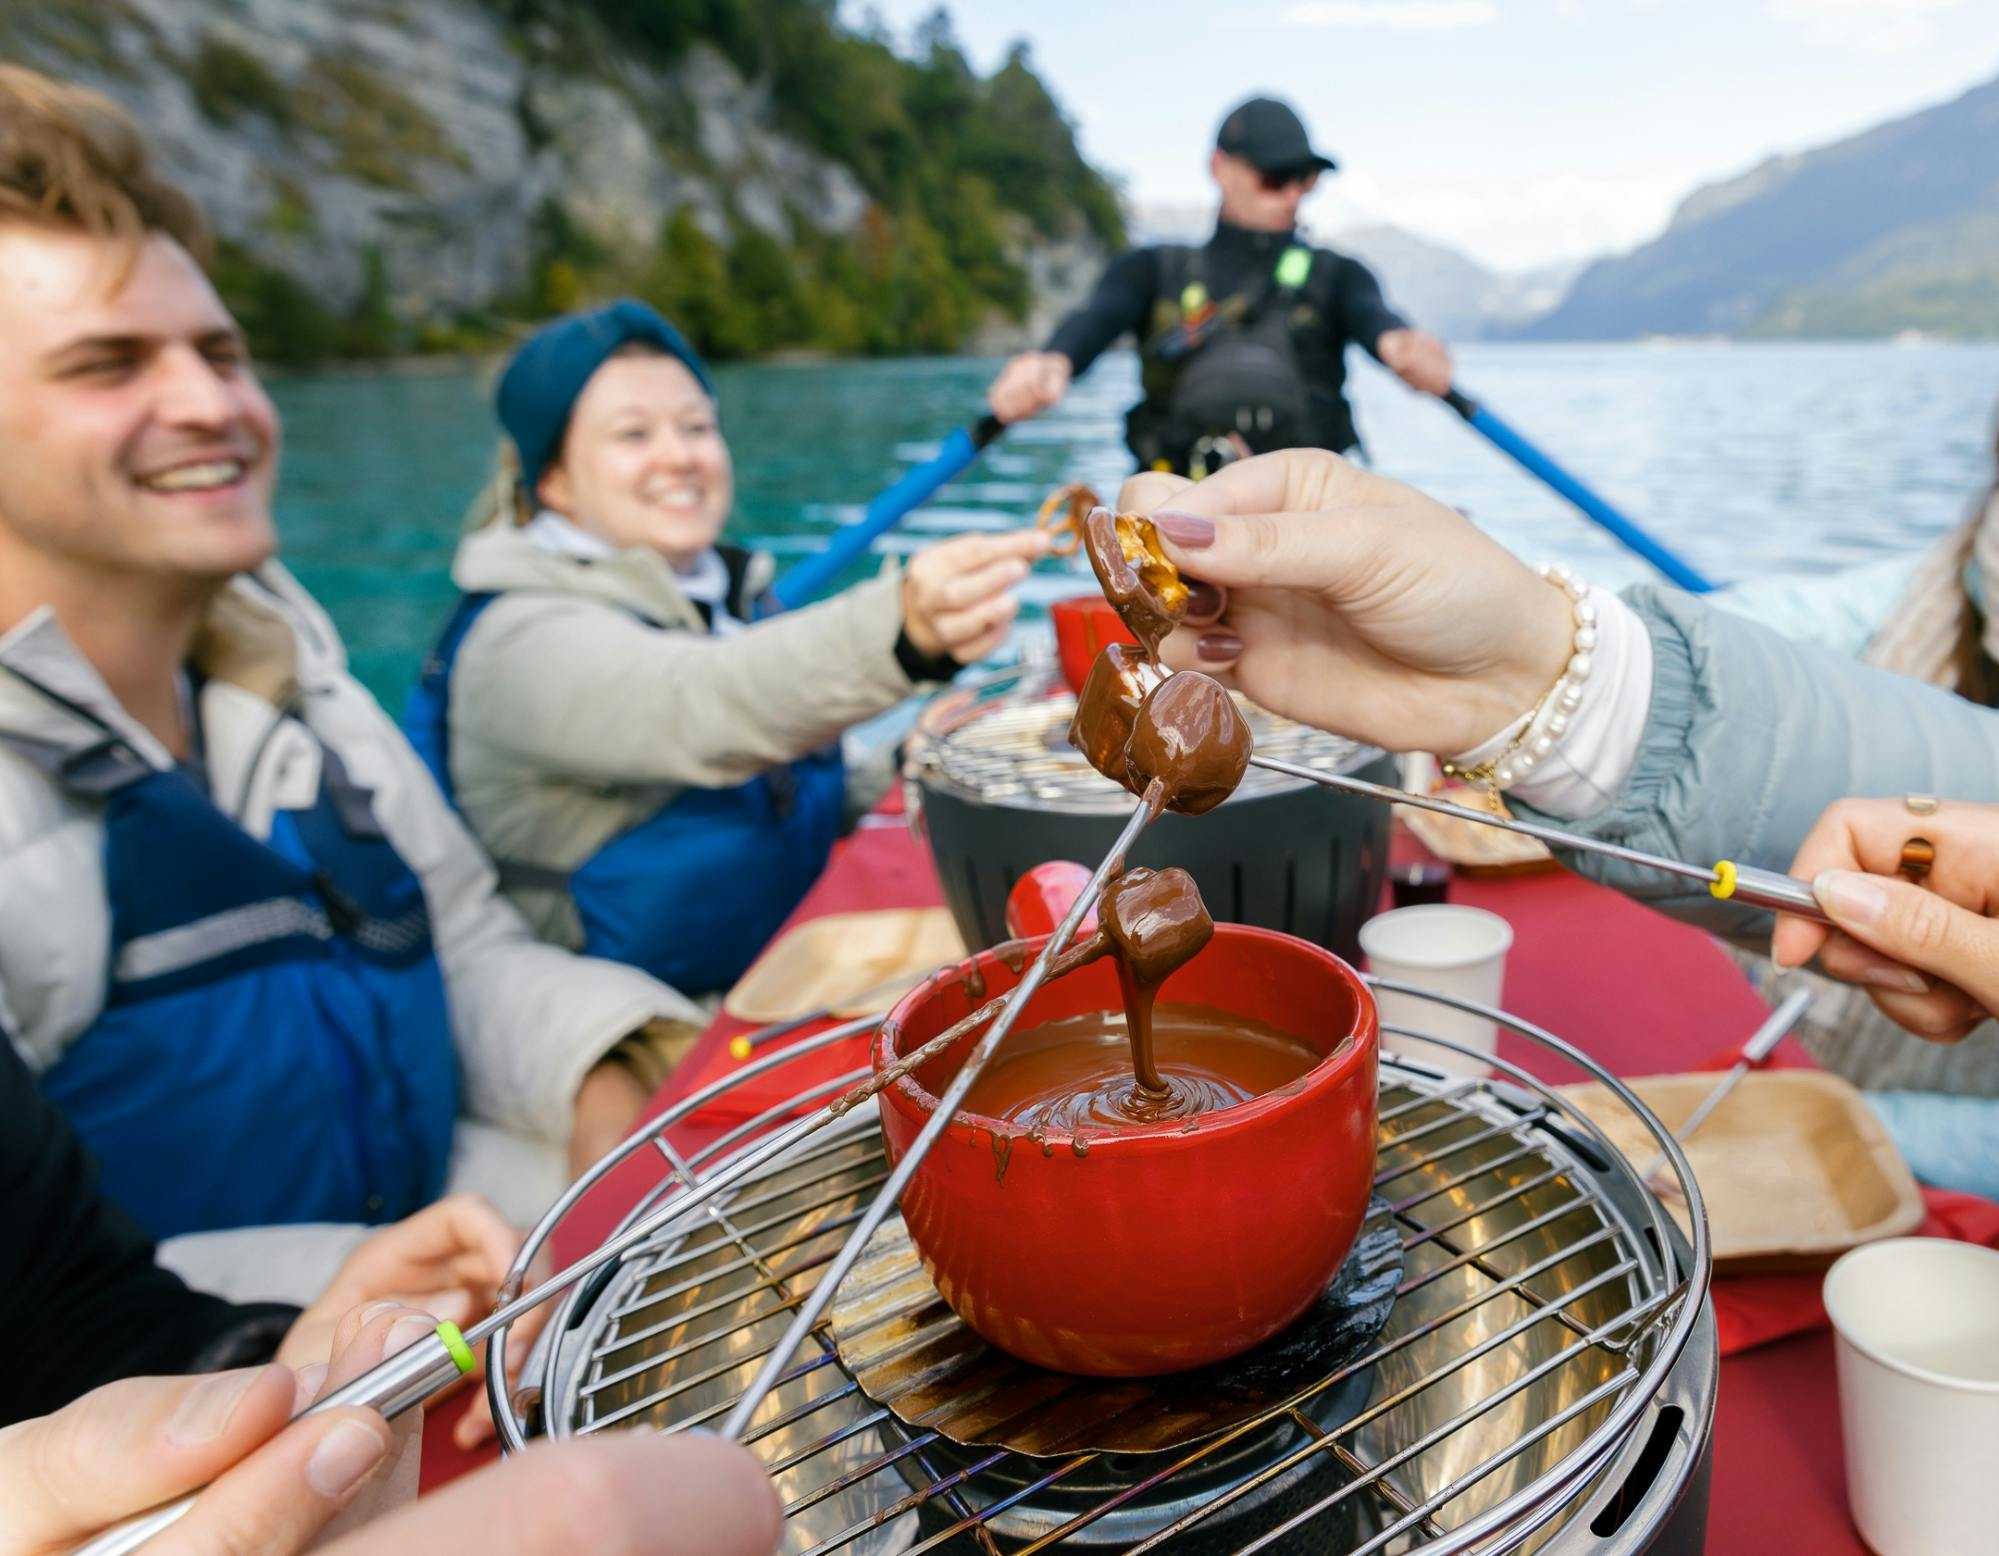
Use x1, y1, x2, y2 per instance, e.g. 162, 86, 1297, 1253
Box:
987, 95, 1452, 473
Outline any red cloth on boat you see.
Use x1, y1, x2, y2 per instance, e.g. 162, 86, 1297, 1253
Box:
1714, 1189, 1999, 1354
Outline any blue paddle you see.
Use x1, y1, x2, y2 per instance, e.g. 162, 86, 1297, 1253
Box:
1441, 387, 1716, 593
772, 414, 1006, 609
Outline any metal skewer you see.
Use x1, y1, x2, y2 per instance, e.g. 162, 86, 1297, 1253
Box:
1640, 986, 1814, 1190
1248, 754, 1832, 925
718, 790, 1157, 1440
728, 1007, 877, 1061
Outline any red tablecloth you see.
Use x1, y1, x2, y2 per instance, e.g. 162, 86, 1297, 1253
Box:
425, 815, 1936, 1552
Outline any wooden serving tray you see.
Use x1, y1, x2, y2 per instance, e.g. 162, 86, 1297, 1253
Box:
1558, 1069, 1925, 1273
723, 908, 967, 1025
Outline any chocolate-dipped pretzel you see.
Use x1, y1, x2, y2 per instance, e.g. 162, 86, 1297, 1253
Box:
1082, 506, 1189, 662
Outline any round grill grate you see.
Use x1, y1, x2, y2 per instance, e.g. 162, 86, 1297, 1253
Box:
915, 687, 1379, 814
497, 989, 1717, 1555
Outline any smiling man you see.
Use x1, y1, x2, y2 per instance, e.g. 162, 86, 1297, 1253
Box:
0, 64, 704, 1288
987, 95, 1453, 474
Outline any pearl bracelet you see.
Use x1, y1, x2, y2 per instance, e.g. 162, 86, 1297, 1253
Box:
1441, 563, 1598, 801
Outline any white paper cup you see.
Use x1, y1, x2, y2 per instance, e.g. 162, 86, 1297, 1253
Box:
1358, 904, 1512, 1078
1823, 1238, 1999, 1556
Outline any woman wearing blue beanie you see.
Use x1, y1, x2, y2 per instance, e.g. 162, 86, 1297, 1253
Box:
406, 299, 1045, 1042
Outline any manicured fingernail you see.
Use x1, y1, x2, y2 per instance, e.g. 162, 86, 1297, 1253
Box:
306, 1419, 390, 1498
1184, 580, 1223, 618
1196, 632, 1243, 662
168, 1368, 262, 1445
1154, 512, 1214, 548
1861, 965, 1929, 994
385, 1315, 437, 1356
1815, 869, 1887, 927
355, 1299, 402, 1327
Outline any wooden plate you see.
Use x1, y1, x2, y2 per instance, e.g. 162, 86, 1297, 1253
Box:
1559, 1070, 1925, 1273
723, 908, 968, 1025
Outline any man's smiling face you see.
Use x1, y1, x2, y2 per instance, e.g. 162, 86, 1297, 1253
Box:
0, 225, 279, 589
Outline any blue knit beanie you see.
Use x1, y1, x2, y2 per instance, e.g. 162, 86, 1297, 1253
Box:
497, 298, 715, 498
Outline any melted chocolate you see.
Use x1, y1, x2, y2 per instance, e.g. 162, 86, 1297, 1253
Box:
1083, 507, 1188, 664
1067, 641, 1155, 788
1100, 866, 1214, 1094
963, 1005, 1320, 1131
1126, 671, 1251, 817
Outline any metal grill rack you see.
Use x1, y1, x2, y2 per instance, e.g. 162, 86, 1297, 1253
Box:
491, 985, 1713, 1555
910, 680, 1379, 815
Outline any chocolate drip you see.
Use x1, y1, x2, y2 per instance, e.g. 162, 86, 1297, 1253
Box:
1100, 866, 1214, 1096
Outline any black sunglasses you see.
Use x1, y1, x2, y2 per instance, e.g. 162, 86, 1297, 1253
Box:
1256, 164, 1320, 193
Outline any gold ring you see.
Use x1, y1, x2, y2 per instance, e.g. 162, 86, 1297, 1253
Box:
1905, 794, 1939, 817
1900, 836, 1936, 882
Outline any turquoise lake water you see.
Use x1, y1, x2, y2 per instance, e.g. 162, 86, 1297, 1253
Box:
270, 341, 1999, 707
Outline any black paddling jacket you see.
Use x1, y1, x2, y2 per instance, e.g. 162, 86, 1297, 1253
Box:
1046, 219, 1408, 460
0, 1039, 295, 1424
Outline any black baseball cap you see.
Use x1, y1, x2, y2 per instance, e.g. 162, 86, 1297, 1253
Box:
1215, 96, 1337, 176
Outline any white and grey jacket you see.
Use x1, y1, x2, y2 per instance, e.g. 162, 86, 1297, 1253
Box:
0, 562, 702, 1144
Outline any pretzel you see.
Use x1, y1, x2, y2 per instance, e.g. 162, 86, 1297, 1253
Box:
1033, 482, 1099, 558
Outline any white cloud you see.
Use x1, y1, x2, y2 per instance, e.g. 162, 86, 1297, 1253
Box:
1280, 1, 1499, 29
1768, 0, 1963, 54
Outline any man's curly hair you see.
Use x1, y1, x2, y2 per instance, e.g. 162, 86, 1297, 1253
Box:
0, 63, 208, 263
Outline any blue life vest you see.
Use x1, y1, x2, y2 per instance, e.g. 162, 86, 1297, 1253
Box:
403, 591, 844, 997
11, 724, 458, 1240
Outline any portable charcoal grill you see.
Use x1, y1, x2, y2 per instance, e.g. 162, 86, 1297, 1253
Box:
904, 668, 1398, 960
490, 984, 1716, 1556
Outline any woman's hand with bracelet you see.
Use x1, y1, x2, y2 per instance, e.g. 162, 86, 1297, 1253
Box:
1118, 451, 1574, 755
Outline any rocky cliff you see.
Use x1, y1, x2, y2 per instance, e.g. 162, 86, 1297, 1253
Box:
1, 0, 1119, 359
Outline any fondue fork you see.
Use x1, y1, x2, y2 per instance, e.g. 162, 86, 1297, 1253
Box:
74, 798, 1153, 1556
1247, 755, 1834, 926
716, 792, 1158, 1441
727, 970, 959, 1060
1639, 986, 1815, 1192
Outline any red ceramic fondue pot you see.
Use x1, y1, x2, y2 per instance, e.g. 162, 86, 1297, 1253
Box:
1050, 593, 1139, 693
875, 923, 1379, 1376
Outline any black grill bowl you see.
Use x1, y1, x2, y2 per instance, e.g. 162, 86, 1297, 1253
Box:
913, 747, 1396, 961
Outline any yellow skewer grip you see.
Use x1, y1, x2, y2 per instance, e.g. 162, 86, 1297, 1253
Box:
436, 1321, 475, 1375
1708, 859, 1737, 901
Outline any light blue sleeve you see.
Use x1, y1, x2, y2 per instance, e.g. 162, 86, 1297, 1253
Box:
1707, 554, 1921, 659
1511, 583, 1999, 946
1864, 1091, 1999, 1200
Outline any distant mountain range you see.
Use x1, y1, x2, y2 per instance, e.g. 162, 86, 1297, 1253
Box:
1324, 226, 1582, 342
1521, 68, 1999, 340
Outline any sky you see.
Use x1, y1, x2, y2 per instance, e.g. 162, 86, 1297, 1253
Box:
857, 0, 1999, 275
